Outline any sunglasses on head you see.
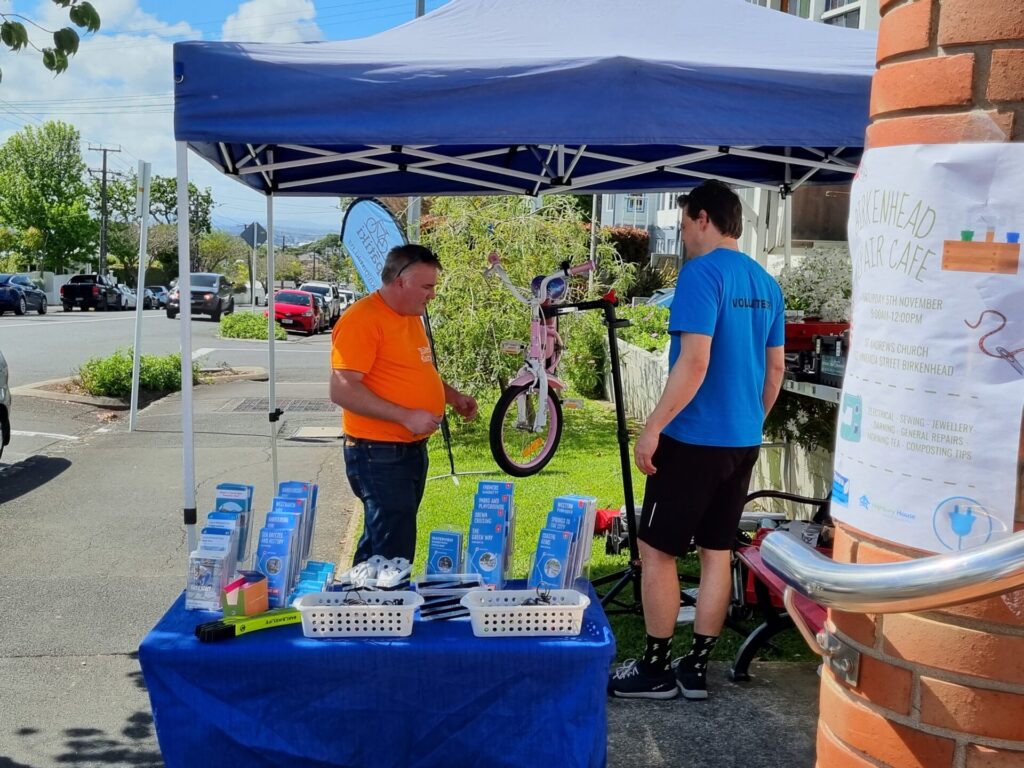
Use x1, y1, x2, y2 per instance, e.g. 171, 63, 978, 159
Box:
395, 252, 436, 279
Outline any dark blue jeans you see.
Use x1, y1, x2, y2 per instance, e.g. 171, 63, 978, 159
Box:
343, 438, 428, 565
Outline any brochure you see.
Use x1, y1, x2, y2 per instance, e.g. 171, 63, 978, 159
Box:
427, 530, 464, 575
528, 528, 574, 590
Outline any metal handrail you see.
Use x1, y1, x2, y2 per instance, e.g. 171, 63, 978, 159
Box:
760, 529, 1024, 614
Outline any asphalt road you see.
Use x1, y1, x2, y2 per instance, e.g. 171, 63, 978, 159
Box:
0, 304, 332, 389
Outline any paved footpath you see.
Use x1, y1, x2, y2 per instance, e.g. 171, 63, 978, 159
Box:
0, 379, 817, 768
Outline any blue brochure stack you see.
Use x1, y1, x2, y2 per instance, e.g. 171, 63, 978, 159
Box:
467, 481, 515, 588
213, 483, 255, 565
254, 480, 320, 607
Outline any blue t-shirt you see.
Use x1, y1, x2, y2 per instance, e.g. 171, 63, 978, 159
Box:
662, 248, 784, 448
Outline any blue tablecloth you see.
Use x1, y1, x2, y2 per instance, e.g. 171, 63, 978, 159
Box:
139, 584, 615, 768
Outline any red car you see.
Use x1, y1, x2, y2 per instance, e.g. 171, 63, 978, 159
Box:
266, 290, 322, 336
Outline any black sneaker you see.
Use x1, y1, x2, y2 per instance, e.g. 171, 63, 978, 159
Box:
672, 659, 708, 700
608, 659, 679, 700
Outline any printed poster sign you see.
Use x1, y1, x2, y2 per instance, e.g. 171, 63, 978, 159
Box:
340, 197, 406, 293
833, 144, 1024, 553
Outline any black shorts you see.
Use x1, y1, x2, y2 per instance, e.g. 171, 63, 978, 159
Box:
637, 435, 759, 557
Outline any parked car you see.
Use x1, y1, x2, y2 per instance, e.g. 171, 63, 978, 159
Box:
311, 293, 330, 334
299, 281, 341, 325
141, 289, 156, 310
147, 285, 169, 308
116, 284, 138, 310
645, 288, 675, 308
167, 273, 235, 321
267, 289, 321, 336
0, 273, 48, 315
338, 288, 357, 311
239, 280, 267, 306
0, 348, 9, 461
60, 274, 120, 312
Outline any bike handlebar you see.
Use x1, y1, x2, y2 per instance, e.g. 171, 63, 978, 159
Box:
567, 260, 595, 277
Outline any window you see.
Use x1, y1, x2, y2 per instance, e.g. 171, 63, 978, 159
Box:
823, 8, 861, 27
824, 0, 856, 10
786, 0, 811, 18
625, 194, 646, 214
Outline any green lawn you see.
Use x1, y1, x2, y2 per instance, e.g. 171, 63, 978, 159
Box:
417, 395, 816, 664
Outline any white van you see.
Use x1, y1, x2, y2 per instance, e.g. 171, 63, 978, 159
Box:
240, 280, 267, 306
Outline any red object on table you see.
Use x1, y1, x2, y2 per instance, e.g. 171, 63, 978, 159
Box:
785, 321, 850, 352
743, 528, 833, 609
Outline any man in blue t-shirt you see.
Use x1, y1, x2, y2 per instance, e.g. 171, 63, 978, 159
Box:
609, 180, 786, 701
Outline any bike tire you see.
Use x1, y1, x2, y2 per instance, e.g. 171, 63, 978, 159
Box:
489, 383, 563, 477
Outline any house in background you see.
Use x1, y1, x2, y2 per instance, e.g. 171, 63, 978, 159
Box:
600, 0, 878, 272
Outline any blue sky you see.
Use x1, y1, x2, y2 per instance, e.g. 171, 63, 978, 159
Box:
0, 0, 450, 240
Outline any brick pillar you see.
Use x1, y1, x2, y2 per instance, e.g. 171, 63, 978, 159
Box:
817, 2, 1024, 766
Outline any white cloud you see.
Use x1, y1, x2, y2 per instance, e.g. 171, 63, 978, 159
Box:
222, 0, 322, 44
0, 1, 342, 236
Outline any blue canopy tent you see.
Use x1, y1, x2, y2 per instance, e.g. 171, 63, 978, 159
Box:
170, 0, 876, 544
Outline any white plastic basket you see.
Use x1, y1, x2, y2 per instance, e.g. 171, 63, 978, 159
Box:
294, 591, 424, 638
460, 589, 590, 637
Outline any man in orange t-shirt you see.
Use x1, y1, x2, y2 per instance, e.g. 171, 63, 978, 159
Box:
330, 244, 477, 564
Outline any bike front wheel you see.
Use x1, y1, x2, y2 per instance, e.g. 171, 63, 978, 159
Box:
489, 383, 563, 477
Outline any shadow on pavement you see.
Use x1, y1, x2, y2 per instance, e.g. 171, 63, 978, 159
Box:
0, 654, 163, 768
0, 456, 72, 505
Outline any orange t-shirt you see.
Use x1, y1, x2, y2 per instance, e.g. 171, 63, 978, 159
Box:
331, 292, 445, 442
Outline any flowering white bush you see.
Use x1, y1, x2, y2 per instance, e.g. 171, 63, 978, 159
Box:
776, 246, 851, 322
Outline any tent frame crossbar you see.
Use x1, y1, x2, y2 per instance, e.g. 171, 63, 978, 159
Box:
210, 141, 859, 197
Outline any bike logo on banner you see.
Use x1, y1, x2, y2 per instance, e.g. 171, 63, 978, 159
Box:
341, 198, 407, 294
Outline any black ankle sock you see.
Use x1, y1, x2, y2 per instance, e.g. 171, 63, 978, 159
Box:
676, 632, 718, 674
640, 633, 673, 675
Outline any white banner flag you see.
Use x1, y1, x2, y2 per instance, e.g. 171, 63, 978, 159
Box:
833, 144, 1024, 553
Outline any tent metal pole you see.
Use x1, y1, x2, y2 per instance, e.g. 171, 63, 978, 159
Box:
129, 160, 152, 432
175, 142, 197, 555
783, 149, 793, 269
267, 192, 280, 491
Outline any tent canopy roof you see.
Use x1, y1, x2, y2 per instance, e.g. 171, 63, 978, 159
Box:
173, 0, 877, 196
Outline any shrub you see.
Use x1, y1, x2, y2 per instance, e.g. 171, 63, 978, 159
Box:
602, 225, 649, 265
618, 305, 670, 353
422, 195, 634, 396
78, 349, 200, 398
561, 311, 608, 398
220, 312, 287, 341
776, 246, 851, 322
763, 390, 838, 452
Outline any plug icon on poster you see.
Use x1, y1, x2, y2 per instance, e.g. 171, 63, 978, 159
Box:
932, 496, 994, 551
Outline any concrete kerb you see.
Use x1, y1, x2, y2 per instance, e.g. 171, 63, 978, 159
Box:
11, 367, 269, 410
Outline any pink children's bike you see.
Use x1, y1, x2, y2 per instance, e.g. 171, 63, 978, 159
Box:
483, 252, 594, 476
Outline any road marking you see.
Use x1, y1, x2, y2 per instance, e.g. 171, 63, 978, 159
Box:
0, 313, 159, 329
11, 430, 79, 441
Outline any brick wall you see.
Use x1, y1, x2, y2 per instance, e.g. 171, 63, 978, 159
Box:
822, 525, 1024, 766
818, 2, 1024, 765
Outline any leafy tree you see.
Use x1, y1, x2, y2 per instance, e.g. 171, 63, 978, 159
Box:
1, 1, 100, 83
420, 195, 634, 396
196, 229, 248, 274
274, 255, 304, 286
0, 121, 96, 272
87, 173, 215, 276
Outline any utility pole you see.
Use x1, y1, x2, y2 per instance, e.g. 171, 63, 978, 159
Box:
88, 144, 122, 276
416, 0, 425, 16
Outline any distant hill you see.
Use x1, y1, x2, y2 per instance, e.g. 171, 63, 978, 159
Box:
213, 217, 340, 246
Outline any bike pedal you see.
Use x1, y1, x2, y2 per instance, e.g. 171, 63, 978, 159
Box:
500, 340, 525, 354
563, 399, 584, 410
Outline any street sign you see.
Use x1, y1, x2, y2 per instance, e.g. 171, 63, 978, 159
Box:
240, 222, 267, 248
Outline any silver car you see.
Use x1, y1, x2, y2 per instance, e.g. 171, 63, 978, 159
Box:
0, 348, 10, 460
